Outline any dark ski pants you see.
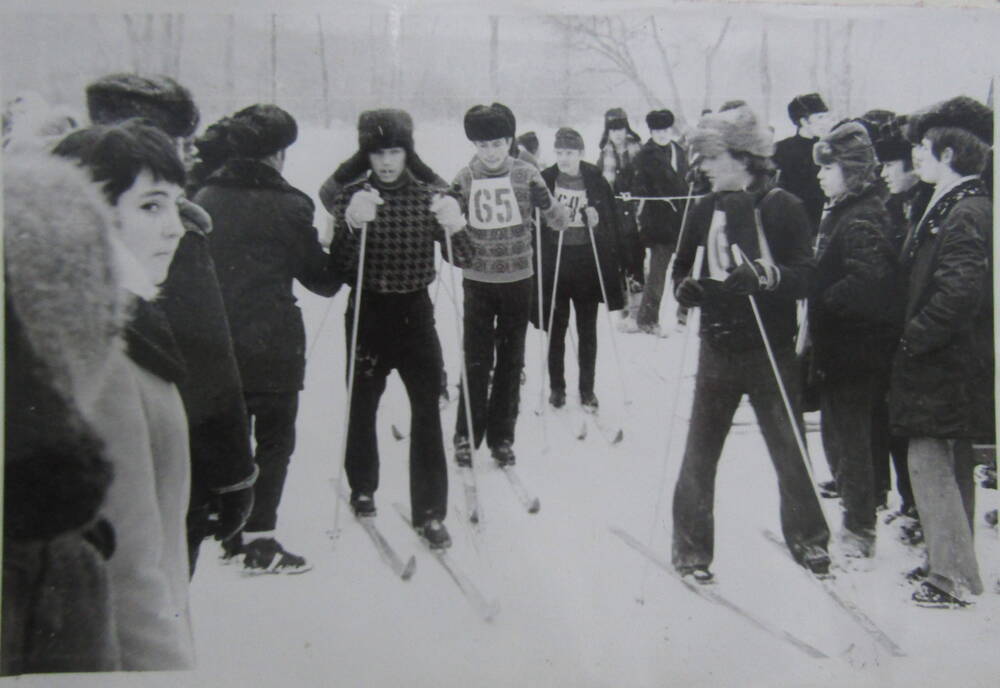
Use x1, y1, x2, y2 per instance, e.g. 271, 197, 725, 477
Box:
243, 391, 299, 533
548, 246, 600, 396
344, 290, 447, 526
820, 375, 879, 536
672, 341, 830, 571
637, 242, 674, 328
871, 370, 914, 511
455, 278, 532, 451
618, 207, 645, 291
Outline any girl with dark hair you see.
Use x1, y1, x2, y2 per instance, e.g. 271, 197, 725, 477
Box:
194, 104, 341, 574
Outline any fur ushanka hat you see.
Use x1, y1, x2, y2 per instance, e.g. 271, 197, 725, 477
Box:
646, 109, 675, 131
86, 73, 199, 138
358, 108, 414, 154
873, 115, 912, 164
689, 104, 774, 160
813, 120, 877, 193
905, 95, 993, 145
464, 104, 515, 142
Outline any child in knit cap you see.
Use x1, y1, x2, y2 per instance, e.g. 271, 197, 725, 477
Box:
537, 127, 625, 412
809, 120, 898, 563
451, 103, 568, 468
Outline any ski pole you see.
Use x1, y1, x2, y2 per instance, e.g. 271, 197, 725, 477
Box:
730, 245, 816, 483
539, 229, 566, 418
534, 208, 550, 449
651, 181, 697, 353
332, 220, 369, 540
582, 208, 629, 407
616, 193, 706, 203
639, 245, 704, 603
306, 212, 343, 359
444, 215, 483, 523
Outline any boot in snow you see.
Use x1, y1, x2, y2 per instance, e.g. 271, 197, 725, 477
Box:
417, 518, 452, 549
242, 537, 312, 575
490, 440, 516, 467
580, 391, 599, 413
550, 388, 566, 409
454, 436, 472, 468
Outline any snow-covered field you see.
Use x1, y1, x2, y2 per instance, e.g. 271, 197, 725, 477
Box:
18, 124, 999, 688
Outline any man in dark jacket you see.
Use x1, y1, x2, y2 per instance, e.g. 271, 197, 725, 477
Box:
773, 93, 835, 234
671, 104, 830, 583
85, 74, 257, 574
536, 127, 625, 412
195, 105, 342, 573
630, 109, 689, 336
809, 121, 898, 561
890, 96, 993, 608
329, 109, 476, 549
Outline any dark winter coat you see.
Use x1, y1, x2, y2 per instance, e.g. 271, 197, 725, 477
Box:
159, 202, 256, 511
808, 185, 900, 378
532, 161, 626, 328
773, 134, 825, 232
885, 181, 934, 253
630, 139, 690, 247
673, 184, 815, 353
889, 178, 994, 441
195, 159, 342, 395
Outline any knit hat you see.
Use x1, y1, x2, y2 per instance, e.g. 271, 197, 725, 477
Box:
787, 93, 828, 126
464, 104, 514, 142
873, 115, 912, 164
689, 104, 774, 159
905, 96, 993, 145
605, 107, 629, 130
813, 121, 877, 192
358, 108, 414, 153
646, 109, 675, 131
86, 73, 199, 138
517, 131, 539, 155
554, 127, 585, 151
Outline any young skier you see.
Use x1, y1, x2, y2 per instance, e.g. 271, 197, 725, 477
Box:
329, 109, 475, 549
452, 103, 568, 467
671, 104, 831, 582
809, 121, 898, 561
193, 104, 342, 573
537, 127, 624, 411
891, 96, 993, 607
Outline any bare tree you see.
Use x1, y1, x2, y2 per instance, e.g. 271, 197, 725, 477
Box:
841, 19, 855, 115
269, 14, 278, 103
648, 16, 688, 125
549, 16, 664, 110
759, 27, 772, 124
701, 17, 732, 113
489, 16, 500, 95
224, 15, 236, 111
317, 15, 332, 127
809, 20, 822, 91
123, 14, 154, 73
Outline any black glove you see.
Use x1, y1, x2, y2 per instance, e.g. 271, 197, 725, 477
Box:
675, 277, 706, 307
214, 486, 255, 542
722, 261, 764, 295
82, 518, 116, 560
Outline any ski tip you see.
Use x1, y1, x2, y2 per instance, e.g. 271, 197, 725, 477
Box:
401, 556, 417, 581
483, 602, 501, 623
528, 499, 541, 514
612, 429, 624, 444
470, 511, 480, 525
577, 423, 588, 440
391, 424, 405, 441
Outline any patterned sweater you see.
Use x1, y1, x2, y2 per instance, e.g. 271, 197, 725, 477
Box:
330, 170, 475, 293
451, 156, 568, 283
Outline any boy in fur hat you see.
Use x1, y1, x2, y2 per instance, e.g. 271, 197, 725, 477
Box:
329, 108, 475, 549
809, 121, 898, 561
629, 108, 690, 336
671, 104, 830, 583
890, 96, 993, 607
773, 93, 835, 233
85, 73, 257, 576
451, 103, 568, 468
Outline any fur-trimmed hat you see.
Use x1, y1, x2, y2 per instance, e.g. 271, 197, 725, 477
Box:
517, 131, 539, 155
228, 104, 298, 158
813, 121, 877, 193
689, 104, 774, 159
554, 127, 585, 151
905, 95, 993, 145
873, 115, 912, 164
358, 108, 415, 153
86, 73, 199, 138
787, 93, 828, 126
646, 109, 675, 131
464, 104, 514, 142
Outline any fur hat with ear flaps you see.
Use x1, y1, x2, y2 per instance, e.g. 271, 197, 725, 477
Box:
86, 73, 199, 138
689, 104, 775, 160
813, 120, 878, 194
358, 108, 415, 154
905, 95, 993, 145
464, 104, 515, 142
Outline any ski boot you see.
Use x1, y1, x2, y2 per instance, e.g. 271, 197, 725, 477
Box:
549, 387, 566, 409
911, 581, 971, 609
454, 436, 472, 468
417, 518, 452, 550
242, 536, 312, 575
678, 565, 714, 585
491, 440, 516, 467
817, 479, 839, 499
350, 491, 376, 518
800, 546, 832, 577
580, 391, 599, 414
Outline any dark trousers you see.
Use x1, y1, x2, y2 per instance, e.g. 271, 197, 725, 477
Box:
672, 341, 830, 570
344, 290, 447, 526
548, 279, 599, 396
618, 208, 645, 291
637, 242, 674, 327
871, 373, 914, 511
820, 375, 879, 535
243, 391, 299, 533
455, 278, 532, 450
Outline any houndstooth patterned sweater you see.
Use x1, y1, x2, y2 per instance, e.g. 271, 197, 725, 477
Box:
330, 170, 474, 293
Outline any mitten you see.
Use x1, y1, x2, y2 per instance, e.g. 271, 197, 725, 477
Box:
345, 188, 383, 228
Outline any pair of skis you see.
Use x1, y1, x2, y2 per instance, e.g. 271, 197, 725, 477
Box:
457, 457, 541, 523
611, 526, 907, 660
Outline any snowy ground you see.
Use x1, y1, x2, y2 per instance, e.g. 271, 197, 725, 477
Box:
18, 125, 999, 688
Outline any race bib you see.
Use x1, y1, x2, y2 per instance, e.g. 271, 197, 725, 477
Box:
555, 185, 587, 228
468, 176, 523, 230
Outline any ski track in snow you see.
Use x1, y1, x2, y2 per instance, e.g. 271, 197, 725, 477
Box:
36, 126, 994, 688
